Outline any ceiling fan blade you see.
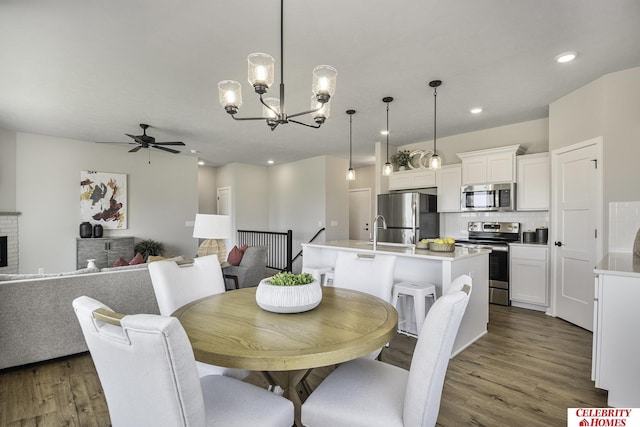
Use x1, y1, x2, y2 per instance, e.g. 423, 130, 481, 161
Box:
129, 146, 142, 153
154, 141, 185, 146
152, 145, 180, 154
125, 133, 146, 144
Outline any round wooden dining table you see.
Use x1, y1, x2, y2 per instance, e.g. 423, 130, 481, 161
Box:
172, 286, 398, 427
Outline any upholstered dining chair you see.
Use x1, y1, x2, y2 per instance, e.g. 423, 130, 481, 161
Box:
301, 279, 472, 427
331, 250, 396, 359
72, 296, 293, 427
148, 255, 249, 380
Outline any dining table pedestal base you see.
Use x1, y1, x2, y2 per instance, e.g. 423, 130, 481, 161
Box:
262, 369, 313, 427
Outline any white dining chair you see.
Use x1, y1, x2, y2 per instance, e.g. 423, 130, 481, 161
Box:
301, 279, 472, 427
72, 296, 293, 427
331, 251, 396, 359
148, 255, 250, 380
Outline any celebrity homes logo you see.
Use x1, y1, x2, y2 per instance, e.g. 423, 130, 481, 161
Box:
568, 408, 640, 426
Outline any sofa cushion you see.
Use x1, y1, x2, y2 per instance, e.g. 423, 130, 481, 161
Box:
129, 252, 145, 265
101, 263, 148, 272
113, 257, 129, 267
227, 244, 248, 266
0, 267, 100, 281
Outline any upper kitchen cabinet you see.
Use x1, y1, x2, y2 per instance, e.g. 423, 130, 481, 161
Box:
517, 152, 550, 211
436, 164, 462, 212
388, 169, 436, 191
458, 145, 524, 185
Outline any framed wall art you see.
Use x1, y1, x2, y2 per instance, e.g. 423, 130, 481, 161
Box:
80, 171, 127, 229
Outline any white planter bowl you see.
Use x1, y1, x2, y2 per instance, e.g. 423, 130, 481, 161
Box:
255, 278, 322, 313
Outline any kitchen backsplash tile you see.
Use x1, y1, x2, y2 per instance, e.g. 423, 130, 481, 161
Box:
608, 201, 640, 252
441, 211, 549, 240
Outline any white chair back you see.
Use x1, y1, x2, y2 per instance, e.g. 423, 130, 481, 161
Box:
447, 273, 473, 296
149, 255, 225, 315
332, 251, 396, 303
403, 278, 472, 427
72, 296, 206, 427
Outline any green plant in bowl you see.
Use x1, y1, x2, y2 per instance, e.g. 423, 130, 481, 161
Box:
267, 272, 315, 286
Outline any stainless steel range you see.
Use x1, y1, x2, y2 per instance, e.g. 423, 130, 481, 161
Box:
456, 221, 521, 305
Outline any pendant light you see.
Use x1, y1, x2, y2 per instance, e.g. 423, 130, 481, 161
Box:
346, 109, 356, 181
428, 80, 442, 170
382, 97, 394, 176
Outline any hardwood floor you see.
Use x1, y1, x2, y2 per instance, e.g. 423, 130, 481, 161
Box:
0, 305, 607, 426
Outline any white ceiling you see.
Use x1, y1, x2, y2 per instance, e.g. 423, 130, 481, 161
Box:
1, 0, 639, 167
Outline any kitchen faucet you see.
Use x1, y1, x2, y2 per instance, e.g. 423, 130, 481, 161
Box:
372, 214, 387, 251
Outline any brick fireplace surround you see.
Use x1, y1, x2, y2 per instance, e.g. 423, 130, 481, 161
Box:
0, 212, 19, 273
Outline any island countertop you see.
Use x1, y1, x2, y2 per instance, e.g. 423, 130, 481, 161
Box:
302, 240, 491, 261
594, 252, 640, 278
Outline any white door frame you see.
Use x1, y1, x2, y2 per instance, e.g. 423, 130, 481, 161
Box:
549, 137, 603, 318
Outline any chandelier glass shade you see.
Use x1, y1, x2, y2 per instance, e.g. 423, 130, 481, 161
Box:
217, 0, 337, 131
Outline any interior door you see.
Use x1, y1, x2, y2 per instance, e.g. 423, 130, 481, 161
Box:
349, 188, 371, 241
217, 186, 234, 248
552, 138, 602, 331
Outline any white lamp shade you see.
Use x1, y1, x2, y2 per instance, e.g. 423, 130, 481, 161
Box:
193, 214, 231, 239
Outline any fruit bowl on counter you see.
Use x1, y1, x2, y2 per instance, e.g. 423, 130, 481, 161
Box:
428, 237, 456, 252
415, 237, 456, 251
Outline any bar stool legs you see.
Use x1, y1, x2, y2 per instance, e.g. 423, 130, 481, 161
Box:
392, 281, 437, 336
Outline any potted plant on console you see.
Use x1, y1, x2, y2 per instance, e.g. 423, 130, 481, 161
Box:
255, 272, 322, 313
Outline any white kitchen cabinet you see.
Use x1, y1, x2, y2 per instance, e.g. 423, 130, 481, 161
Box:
593, 253, 640, 407
388, 169, 436, 191
517, 152, 549, 211
458, 144, 523, 185
509, 244, 547, 310
436, 164, 462, 212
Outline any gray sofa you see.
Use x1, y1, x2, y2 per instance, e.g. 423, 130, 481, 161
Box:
222, 245, 268, 290
0, 267, 159, 370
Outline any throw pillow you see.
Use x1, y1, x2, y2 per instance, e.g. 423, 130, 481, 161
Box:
129, 252, 145, 265
113, 257, 129, 267
227, 245, 246, 266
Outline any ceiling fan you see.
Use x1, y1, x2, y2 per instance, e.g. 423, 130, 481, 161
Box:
98, 123, 185, 154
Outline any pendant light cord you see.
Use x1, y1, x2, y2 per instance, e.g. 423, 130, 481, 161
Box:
433, 85, 437, 153
349, 114, 353, 168
386, 101, 390, 161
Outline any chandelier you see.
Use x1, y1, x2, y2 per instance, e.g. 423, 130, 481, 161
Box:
217, 0, 337, 131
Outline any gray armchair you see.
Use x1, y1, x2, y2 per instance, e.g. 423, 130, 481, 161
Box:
223, 246, 268, 290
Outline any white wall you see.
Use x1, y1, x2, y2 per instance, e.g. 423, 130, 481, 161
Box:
324, 156, 349, 241
16, 133, 199, 273
0, 128, 17, 212
549, 66, 640, 250
197, 166, 217, 214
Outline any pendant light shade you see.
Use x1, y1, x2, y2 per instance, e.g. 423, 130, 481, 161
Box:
346, 109, 356, 181
428, 80, 442, 170
382, 97, 393, 176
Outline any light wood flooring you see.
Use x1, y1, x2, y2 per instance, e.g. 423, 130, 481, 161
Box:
0, 305, 607, 426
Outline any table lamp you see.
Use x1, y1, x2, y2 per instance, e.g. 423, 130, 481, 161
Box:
193, 214, 231, 264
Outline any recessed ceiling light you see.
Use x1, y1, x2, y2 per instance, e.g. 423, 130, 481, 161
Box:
380, 130, 389, 136
190, 149, 199, 154
555, 51, 577, 63
197, 160, 205, 166
268, 160, 274, 164
470, 107, 483, 114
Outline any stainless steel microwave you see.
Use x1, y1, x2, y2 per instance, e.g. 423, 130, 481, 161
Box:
461, 183, 516, 212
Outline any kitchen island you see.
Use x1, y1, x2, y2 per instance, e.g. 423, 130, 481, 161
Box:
592, 252, 640, 407
302, 240, 490, 356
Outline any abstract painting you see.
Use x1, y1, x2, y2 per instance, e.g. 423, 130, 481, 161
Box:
80, 171, 127, 229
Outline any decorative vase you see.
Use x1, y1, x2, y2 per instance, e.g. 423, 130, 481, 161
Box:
255, 278, 322, 313
93, 224, 103, 238
86, 259, 97, 269
79, 222, 92, 238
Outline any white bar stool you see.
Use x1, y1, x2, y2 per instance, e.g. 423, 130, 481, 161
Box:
301, 265, 333, 286
392, 281, 437, 337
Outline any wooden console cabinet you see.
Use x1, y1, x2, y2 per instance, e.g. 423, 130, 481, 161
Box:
76, 237, 135, 269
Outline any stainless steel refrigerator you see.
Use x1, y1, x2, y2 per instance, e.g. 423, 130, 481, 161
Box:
376, 192, 439, 244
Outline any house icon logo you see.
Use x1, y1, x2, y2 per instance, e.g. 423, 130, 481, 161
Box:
579, 419, 589, 426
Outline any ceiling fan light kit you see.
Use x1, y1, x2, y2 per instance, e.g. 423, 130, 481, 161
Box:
217, 0, 337, 131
